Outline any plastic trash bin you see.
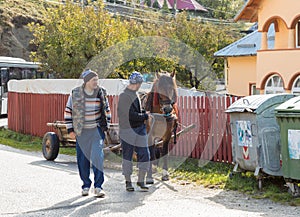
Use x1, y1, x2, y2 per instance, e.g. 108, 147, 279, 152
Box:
275, 96, 300, 196
226, 94, 294, 189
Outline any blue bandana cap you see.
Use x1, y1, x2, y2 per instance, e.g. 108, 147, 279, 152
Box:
129, 71, 144, 84
81, 69, 97, 83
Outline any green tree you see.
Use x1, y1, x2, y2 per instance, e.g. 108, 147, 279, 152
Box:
116, 11, 243, 89
162, 0, 169, 13
198, 0, 245, 20
152, 0, 160, 9
27, 0, 243, 91
29, 1, 128, 78
162, 12, 242, 89
145, 0, 152, 7
114, 10, 171, 80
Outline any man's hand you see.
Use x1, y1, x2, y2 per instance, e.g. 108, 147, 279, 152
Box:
144, 111, 153, 124
145, 111, 151, 120
69, 132, 76, 140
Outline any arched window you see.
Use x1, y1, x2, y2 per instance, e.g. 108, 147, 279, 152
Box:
264, 75, 284, 94
267, 23, 275, 49
292, 76, 300, 95
296, 20, 300, 48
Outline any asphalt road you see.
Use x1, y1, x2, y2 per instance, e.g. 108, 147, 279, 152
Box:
1, 144, 300, 217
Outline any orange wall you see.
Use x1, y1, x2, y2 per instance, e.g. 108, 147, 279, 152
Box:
274, 19, 289, 49
223, 0, 300, 96
227, 56, 257, 96
257, 49, 300, 90
255, 0, 300, 93
258, 0, 300, 30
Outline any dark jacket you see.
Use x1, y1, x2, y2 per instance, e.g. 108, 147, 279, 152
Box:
117, 87, 148, 129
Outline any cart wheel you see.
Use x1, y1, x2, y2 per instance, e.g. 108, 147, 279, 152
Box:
42, 132, 60, 161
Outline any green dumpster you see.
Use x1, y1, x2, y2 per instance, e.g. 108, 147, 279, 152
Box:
275, 96, 300, 196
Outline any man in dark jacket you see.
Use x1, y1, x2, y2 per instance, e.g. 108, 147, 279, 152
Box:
117, 71, 150, 192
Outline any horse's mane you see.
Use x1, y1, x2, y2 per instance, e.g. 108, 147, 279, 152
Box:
144, 79, 159, 112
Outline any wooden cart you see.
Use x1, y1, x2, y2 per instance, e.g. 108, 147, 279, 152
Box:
42, 121, 120, 161
42, 121, 195, 161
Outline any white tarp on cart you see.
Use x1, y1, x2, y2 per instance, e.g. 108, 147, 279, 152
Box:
8, 79, 205, 96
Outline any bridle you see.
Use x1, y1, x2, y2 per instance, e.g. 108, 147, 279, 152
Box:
154, 78, 176, 118
158, 95, 175, 117
152, 77, 178, 144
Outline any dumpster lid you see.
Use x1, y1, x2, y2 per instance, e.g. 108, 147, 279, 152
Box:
226, 94, 294, 114
275, 96, 300, 113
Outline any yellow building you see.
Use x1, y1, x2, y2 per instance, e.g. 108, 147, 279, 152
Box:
215, 0, 300, 96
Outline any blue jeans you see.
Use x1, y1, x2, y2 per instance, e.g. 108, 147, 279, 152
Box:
120, 125, 150, 176
76, 127, 105, 189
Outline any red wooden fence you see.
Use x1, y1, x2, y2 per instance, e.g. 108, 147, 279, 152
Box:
8, 92, 69, 136
8, 92, 238, 163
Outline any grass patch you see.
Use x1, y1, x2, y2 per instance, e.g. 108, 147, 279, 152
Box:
0, 128, 75, 156
171, 158, 300, 206
0, 128, 43, 152
171, 159, 232, 188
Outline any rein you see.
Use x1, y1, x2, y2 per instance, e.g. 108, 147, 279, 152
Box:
156, 91, 178, 144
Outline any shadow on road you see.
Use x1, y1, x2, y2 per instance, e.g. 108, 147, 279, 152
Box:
30, 159, 78, 175
21, 158, 179, 216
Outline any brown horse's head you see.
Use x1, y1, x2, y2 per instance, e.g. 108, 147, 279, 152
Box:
153, 70, 178, 116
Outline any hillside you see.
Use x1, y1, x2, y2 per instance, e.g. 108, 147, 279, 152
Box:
0, 0, 53, 60
0, 0, 245, 63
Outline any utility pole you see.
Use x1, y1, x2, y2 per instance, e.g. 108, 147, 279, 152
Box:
174, 0, 177, 16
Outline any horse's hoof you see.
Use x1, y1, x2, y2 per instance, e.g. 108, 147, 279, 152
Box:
162, 175, 169, 181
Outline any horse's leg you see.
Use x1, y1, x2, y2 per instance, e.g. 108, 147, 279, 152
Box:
161, 139, 170, 181
161, 120, 174, 181
154, 146, 161, 162
161, 132, 172, 181
146, 144, 155, 184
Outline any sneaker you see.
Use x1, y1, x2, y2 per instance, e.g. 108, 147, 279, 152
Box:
146, 177, 154, 185
82, 188, 90, 196
126, 181, 134, 192
137, 182, 149, 191
94, 188, 105, 198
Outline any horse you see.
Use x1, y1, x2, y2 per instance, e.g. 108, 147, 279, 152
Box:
141, 71, 179, 182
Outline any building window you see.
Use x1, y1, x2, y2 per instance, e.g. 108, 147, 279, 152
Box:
264, 75, 284, 94
297, 21, 300, 48
292, 76, 300, 95
267, 23, 275, 49
250, 84, 259, 95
